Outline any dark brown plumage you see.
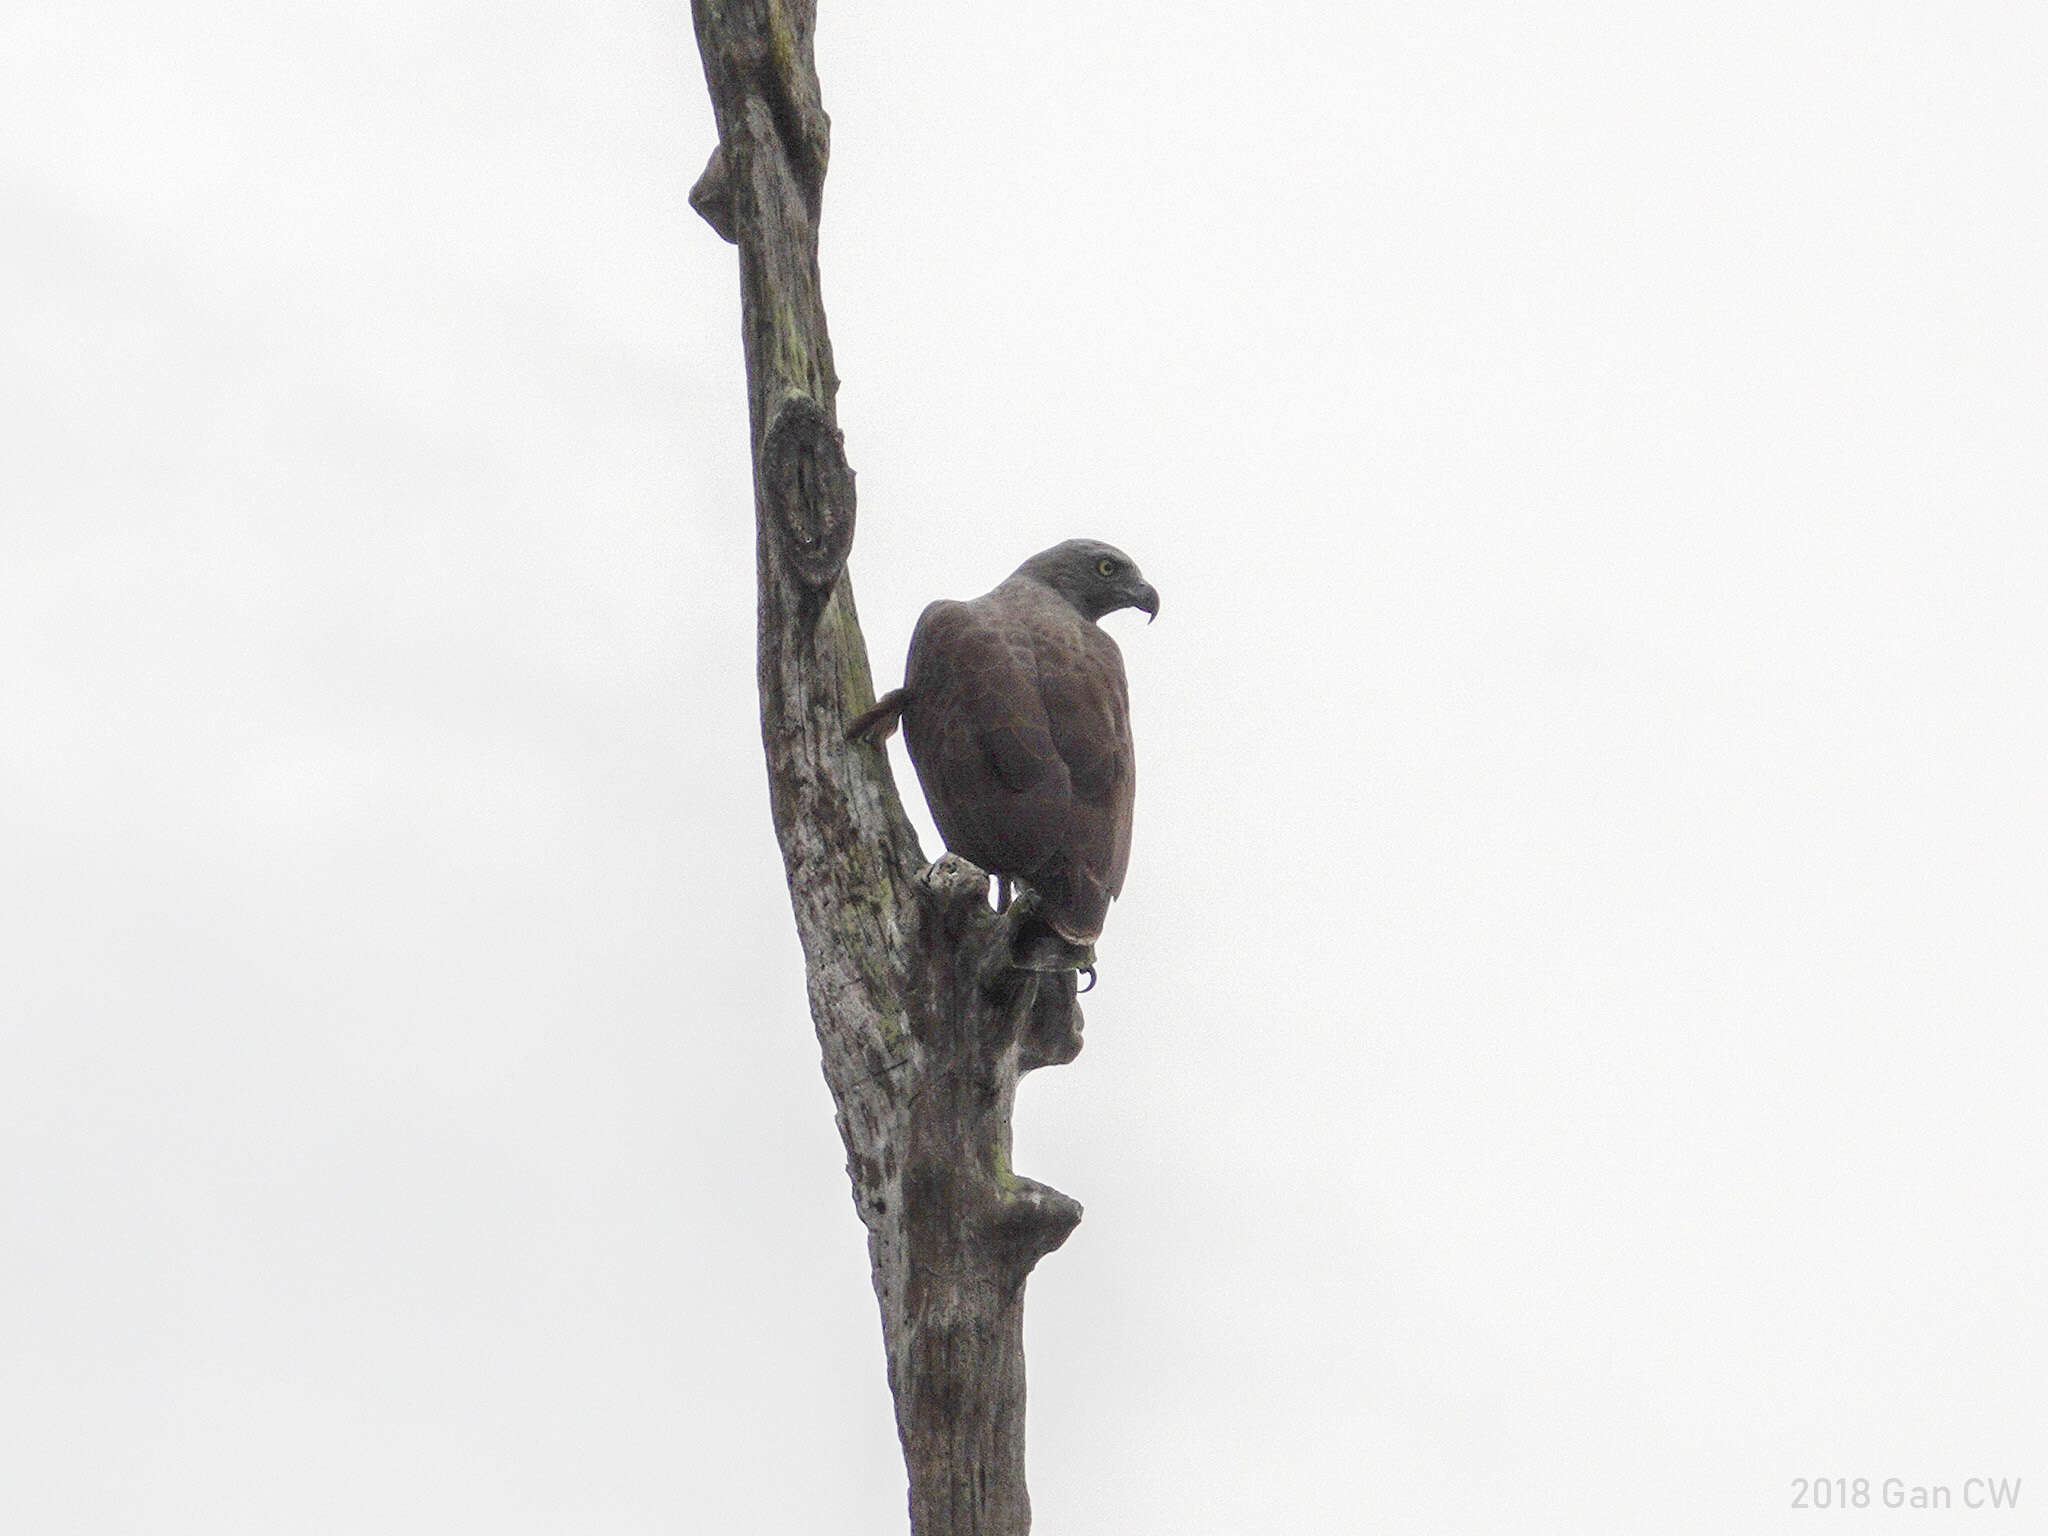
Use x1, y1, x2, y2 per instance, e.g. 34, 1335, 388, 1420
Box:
848, 539, 1158, 944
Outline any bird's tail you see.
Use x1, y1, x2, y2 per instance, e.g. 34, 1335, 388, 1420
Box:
843, 687, 908, 745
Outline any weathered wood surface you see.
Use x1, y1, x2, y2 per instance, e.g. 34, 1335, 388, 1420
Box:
687, 3, 1084, 1530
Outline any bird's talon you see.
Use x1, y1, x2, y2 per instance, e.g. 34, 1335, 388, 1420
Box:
1077, 966, 1096, 994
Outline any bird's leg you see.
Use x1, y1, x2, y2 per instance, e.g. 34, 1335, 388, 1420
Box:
995, 874, 1011, 912
1001, 893, 1097, 977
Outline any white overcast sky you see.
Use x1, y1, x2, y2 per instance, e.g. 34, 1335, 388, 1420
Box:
4, 3, 2044, 1532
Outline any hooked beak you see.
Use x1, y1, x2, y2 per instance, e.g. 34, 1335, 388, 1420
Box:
1133, 582, 1160, 623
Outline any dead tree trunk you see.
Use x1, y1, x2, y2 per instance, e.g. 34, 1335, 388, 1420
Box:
686, 5, 1085, 1531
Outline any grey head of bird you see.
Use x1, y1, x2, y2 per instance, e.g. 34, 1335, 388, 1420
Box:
1011, 539, 1161, 625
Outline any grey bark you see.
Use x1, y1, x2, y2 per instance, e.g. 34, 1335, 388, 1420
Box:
686, 5, 1085, 1531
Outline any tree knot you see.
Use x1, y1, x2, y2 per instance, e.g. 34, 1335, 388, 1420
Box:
760, 393, 856, 591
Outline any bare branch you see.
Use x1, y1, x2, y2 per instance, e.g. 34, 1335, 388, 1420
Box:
687, 4, 1088, 1530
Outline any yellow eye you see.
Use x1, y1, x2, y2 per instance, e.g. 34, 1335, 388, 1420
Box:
1096, 557, 1117, 577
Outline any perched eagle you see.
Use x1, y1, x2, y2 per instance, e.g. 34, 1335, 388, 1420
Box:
848, 539, 1158, 945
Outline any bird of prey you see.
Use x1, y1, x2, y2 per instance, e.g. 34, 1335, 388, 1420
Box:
848, 539, 1158, 946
